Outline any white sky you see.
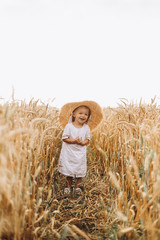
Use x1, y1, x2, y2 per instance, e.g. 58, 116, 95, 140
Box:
0, 0, 160, 108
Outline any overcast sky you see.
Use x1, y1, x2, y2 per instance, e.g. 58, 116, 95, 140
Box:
0, 0, 160, 108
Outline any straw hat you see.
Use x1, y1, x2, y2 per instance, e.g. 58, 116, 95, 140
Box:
59, 100, 103, 131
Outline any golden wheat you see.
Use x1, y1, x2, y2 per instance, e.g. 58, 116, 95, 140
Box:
0, 97, 160, 239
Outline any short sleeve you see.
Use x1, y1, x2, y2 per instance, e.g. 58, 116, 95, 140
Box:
85, 125, 90, 140
62, 124, 70, 139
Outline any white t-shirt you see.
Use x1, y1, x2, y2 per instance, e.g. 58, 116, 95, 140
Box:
58, 123, 90, 177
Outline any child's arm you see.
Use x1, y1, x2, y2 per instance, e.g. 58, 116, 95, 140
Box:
63, 137, 89, 145
63, 137, 81, 144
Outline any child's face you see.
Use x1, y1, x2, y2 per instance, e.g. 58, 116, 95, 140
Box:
72, 106, 90, 125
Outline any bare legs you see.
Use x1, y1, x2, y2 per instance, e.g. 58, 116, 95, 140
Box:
76, 177, 82, 188
66, 176, 82, 189
66, 176, 73, 188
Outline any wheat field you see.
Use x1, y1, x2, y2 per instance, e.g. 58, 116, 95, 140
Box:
0, 97, 160, 240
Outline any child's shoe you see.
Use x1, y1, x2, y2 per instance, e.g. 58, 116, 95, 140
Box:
75, 187, 82, 196
64, 187, 71, 195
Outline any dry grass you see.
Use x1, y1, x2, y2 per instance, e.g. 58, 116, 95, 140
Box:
0, 97, 160, 239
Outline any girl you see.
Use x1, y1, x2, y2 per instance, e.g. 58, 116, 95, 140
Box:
58, 100, 103, 195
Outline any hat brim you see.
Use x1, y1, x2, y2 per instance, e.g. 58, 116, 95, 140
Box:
59, 100, 103, 131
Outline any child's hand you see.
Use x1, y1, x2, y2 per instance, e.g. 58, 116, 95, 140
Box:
74, 137, 84, 145
74, 137, 82, 144
79, 138, 89, 146
73, 137, 89, 146
76, 137, 86, 146
78, 137, 83, 145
